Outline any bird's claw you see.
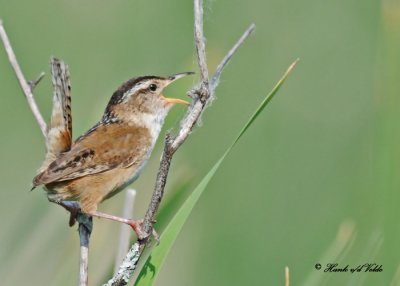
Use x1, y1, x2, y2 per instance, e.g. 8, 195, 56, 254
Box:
127, 219, 160, 242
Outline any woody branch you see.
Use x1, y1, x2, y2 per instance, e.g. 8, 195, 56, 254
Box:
105, 0, 255, 285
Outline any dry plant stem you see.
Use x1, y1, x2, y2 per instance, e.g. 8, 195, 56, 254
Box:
115, 189, 137, 274
77, 213, 93, 286
142, 23, 256, 235
210, 23, 256, 90
140, 0, 216, 236
193, 0, 209, 85
106, 243, 143, 286
0, 20, 47, 137
57, 202, 93, 286
172, 23, 255, 151
28, 72, 46, 90
0, 30, 93, 286
105, 3, 255, 286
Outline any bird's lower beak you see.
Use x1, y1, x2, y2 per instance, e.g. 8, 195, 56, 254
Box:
162, 97, 190, 105
163, 71, 195, 106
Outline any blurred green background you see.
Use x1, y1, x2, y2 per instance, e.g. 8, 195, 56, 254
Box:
0, 0, 398, 285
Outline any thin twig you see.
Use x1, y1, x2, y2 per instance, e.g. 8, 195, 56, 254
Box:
143, 22, 256, 229
193, 0, 209, 85
77, 213, 93, 286
1, 28, 92, 285
28, 71, 46, 91
114, 189, 137, 274
210, 23, 256, 90
0, 19, 47, 137
104, 1, 255, 284
173, 23, 255, 151
58, 202, 93, 286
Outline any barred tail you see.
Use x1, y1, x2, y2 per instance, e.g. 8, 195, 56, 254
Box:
38, 58, 73, 173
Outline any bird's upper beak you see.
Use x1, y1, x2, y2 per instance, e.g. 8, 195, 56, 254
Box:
162, 72, 195, 106
168, 72, 195, 82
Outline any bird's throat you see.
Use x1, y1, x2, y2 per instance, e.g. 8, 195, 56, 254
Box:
128, 110, 169, 147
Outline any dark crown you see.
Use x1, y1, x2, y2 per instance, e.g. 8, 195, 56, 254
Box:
109, 76, 165, 106
103, 75, 166, 115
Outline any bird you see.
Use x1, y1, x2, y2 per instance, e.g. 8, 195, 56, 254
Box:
32, 61, 193, 238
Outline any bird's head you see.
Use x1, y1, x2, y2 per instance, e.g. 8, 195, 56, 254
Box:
103, 72, 194, 124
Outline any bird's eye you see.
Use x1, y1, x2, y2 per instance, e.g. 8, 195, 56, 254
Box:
149, 84, 157, 92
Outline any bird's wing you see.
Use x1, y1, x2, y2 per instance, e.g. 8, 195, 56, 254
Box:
46, 58, 73, 156
33, 124, 152, 186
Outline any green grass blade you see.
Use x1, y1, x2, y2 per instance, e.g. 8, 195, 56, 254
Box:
233, 58, 299, 146
134, 59, 299, 286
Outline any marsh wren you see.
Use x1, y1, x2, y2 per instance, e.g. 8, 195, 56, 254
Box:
32, 71, 193, 238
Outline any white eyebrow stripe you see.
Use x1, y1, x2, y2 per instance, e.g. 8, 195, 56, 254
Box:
122, 81, 149, 102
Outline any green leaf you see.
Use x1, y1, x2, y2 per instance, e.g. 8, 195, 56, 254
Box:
134, 59, 299, 286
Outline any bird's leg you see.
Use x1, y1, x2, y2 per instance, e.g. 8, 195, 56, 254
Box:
85, 211, 159, 241
86, 211, 144, 239
48, 197, 158, 241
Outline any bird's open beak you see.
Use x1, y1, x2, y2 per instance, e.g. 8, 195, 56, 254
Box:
163, 72, 195, 106
168, 72, 195, 82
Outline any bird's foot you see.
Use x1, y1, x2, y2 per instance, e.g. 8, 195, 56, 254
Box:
127, 219, 159, 242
